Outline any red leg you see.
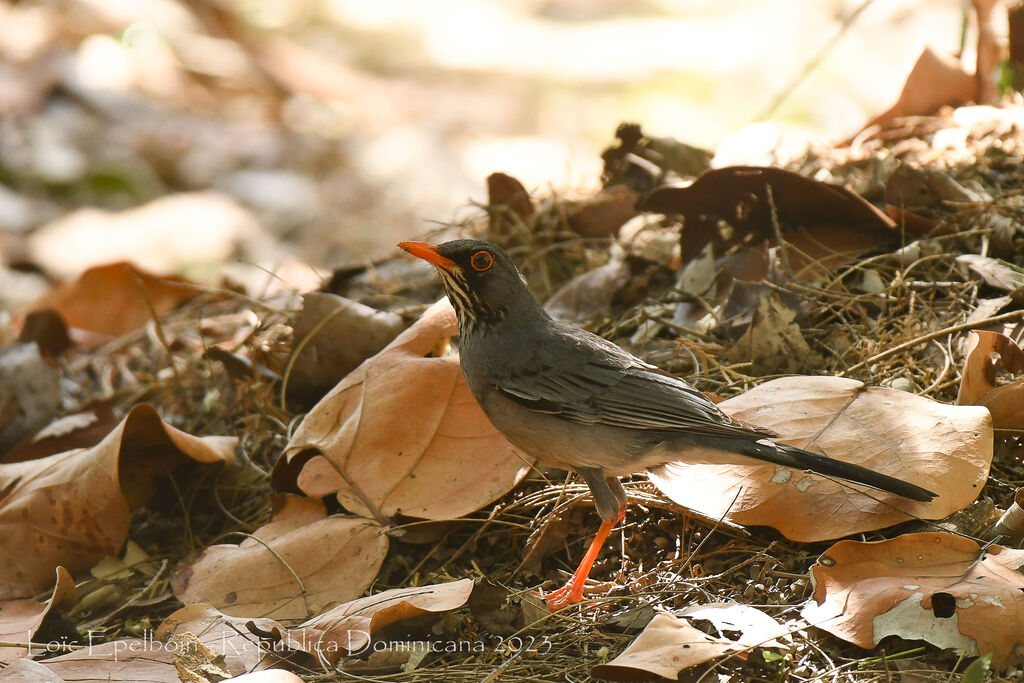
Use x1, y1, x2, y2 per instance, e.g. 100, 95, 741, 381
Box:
543, 503, 626, 610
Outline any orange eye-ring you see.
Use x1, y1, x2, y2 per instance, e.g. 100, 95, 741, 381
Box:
471, 250, 494, 271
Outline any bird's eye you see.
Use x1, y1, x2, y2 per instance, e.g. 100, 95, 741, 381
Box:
470, 250, 494, 271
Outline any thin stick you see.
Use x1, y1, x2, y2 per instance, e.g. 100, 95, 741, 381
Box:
840, 309, 1024, 376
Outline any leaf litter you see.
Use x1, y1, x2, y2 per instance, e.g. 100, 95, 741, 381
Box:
6, 39, 1024, 683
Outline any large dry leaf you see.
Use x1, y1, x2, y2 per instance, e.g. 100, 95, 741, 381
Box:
851, 47, 976, 141
25, 262, 199, 339
639, 166, 896, 263
155, 604, 285, 676
172, 495, 387, 620
957, 330, 1024, 431
650, 376, 992, 542
802, 532, 1024, 666
36, 639, 178, 682
592, 603, 790, 680
0, 404, 235, 599
281, 299, 531, 521
591, 612, 733, 680
259, 579, 475, 666
0, 567, 75, 662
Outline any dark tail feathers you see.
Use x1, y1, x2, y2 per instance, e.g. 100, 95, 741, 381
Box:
733, 439, 936, 502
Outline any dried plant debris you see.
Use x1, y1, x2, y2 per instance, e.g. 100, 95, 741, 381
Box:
6, 17, 1024, 677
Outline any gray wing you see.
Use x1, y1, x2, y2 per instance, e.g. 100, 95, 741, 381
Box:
492, 325, 773, 439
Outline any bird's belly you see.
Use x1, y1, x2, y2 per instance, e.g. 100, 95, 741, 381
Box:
475, 388, 663, 474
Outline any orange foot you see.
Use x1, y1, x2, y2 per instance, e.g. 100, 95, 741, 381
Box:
541, 579, 614, 610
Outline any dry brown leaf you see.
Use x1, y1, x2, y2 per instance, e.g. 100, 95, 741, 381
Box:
649, 376, 991, 542
265, 579, 476, 666
280, 298, 530, 522
171, 495, 387, 620
38, 639, 178, 682
487, 172, 535, 226
956, 330, 1024, 430
25, 262, 199, 339
155, 604, 284, 676
590, 612, 743, 680
956, 254, 1024, 292
544, 258, 631, 323
802, 532, 1024, 666
0, 567, 75, 662
3, 403, 117, 464
639, 166, 896, 263
725, 294, 822, 375
286, 293, 405, 408
0, 404, 236, 599
678, 603, 790, 649
851, 47, 976, 141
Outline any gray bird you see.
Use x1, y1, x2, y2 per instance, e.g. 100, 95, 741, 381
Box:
398, 239, 936, 609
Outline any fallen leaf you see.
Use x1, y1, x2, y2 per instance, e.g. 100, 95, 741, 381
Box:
956, 254, 1024, 292
171, 495, 387, 619
279, 299, 530, 522
0, 404, 236, 598
956, 330, 1024, 431
678, 602, 790, 649
286, 293, 405, 408
566, 186, 639, 238
487, 172, 535, 228
15, 309, 71, 357
956, 330, 1024, 406
38, 639, 178, 682
725, 294, 822, 375
276, 578, 475, 665
155, 604, 284, 676
25, 262, 199, 339
850, 47, 976, 141
639, 166, 895, 263
801, 532, 1024, 666
544, 257, 631, 323
649, 376, 992, 542
0, 659, 65, 681
591, 612, 745, 680
0, 567, 75, 662
986, 487, 1024, 544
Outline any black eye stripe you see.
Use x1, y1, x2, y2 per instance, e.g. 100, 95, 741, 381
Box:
471, 250, 493, 271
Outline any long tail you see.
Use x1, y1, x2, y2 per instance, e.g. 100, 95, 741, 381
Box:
727, 439, 936, 502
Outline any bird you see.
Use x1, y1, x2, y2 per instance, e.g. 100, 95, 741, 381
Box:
397, 238, 937, 609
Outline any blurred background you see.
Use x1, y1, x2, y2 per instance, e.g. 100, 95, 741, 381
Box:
0, 0, 974, 310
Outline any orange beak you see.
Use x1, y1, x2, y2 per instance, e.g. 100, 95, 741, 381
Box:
398, 241, 461, 274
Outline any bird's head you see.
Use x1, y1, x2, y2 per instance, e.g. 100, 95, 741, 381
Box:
398, 239, 544, 334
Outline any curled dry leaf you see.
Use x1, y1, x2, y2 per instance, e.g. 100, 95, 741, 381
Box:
38, 639, 178, 682
0, 404, 236, 599
850, 47, 976, 142
650, 376, 992, 542
280, 299, 530, 522
639, 166, 895, 263
286, 293, 405, 408
172, 495, 387, 620
25, 262, 199, 340
0, 567, 75, 662
264, 578, 475, 666
592, 606, 787, 681
957, 331, 1024, 431
155, 604, 284, 677
802, 532, 1024, 666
